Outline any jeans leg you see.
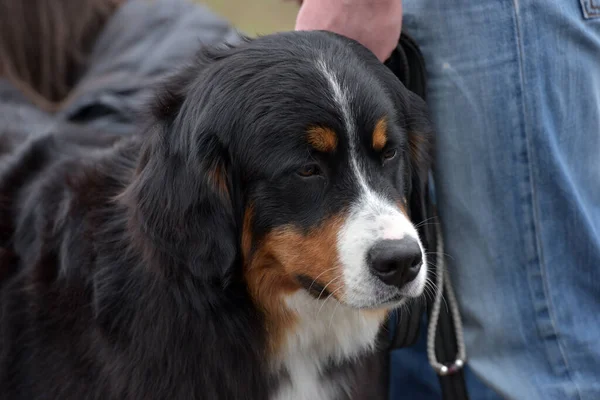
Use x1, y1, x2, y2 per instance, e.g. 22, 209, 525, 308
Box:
391, 1, 600, 399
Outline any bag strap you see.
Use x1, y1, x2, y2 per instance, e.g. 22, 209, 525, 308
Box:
385, 33, 470, 400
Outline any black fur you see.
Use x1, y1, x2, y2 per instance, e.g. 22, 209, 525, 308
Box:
0, 31, 432, 399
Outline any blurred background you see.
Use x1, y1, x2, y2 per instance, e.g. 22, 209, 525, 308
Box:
202, 0, 298, 35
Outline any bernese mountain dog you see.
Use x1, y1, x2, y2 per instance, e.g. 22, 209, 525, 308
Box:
0, 31, 432, 400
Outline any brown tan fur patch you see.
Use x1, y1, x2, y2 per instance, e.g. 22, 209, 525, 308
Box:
208, 163, 228, 198
372, 118, 388, 151
241, 206, 255, 261
243, 214, 346, 354
408, 130, 431, 167
306, 126, 338, 153
397, 198, 409, 216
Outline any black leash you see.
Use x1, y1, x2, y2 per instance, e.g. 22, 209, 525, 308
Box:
384, 33, 470, 400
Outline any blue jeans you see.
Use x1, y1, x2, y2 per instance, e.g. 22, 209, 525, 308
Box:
390, 1, 600, 399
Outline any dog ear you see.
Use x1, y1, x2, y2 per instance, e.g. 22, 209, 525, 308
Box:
127, 133, 237, 283
377, 36, 433, 226
121, 46, 247, 284
403, 91, 433, 224
384, 81, 433, 227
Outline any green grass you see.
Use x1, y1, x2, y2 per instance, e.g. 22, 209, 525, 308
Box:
202, 0, 298, 36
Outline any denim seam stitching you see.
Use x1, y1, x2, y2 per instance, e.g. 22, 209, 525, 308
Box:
511, 2, 583, 398
580, 0, 600, 18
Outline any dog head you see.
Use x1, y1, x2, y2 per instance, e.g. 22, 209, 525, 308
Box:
126, 31, 432, 311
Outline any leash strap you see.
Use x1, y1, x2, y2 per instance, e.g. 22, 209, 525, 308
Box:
385, 33, 470, 400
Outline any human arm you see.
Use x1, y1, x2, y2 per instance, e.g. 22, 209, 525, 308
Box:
294, 0, 403, 62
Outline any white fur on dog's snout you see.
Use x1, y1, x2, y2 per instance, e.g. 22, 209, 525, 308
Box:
315, 56, 427, 310
337, 186, 427, 308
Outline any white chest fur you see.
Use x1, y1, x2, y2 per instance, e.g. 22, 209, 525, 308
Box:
270, 291, 385, 400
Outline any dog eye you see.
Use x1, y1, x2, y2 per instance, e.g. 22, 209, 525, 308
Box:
297, 164, 322, 178
382, 148, 397, 161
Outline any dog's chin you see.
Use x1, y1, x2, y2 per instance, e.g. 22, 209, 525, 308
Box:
295, 281, 407, 310
295, 272, 425, 310
366, 293, 408, 310
340, 279, 426, 310
298, 291, 406, 313
343, 292, 408, 310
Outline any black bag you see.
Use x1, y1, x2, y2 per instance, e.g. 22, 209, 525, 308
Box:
354, 33, 470, 400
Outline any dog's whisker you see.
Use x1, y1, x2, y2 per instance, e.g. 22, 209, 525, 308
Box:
328, 297, 343, 330
423, 282, 437, 302
414, 217, 439, 229
308, 266, 342, 293
424, 251, 454, 260
317, 285, 344, 318
317, 275, 342, 300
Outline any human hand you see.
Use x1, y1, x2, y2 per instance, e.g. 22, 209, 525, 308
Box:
294, 0, 402, 62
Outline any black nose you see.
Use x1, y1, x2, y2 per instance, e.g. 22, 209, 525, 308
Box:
368, 239, 422, 288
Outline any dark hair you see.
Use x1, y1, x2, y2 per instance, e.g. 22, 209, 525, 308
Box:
0, 0, 124, 111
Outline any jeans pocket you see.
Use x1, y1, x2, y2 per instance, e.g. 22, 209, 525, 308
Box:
580, 0, 600, 19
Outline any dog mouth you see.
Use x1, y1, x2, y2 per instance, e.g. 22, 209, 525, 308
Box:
378, 292, 404, 304
370, 292, 406, 308
295, 274, 407, 308
295, 274, 333, 300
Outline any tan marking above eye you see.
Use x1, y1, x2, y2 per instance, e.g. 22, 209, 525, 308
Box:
372, 117, 388, 151
306, 126, 338, 153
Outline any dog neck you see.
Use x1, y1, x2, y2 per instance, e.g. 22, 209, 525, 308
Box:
269, 290, 387, 400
